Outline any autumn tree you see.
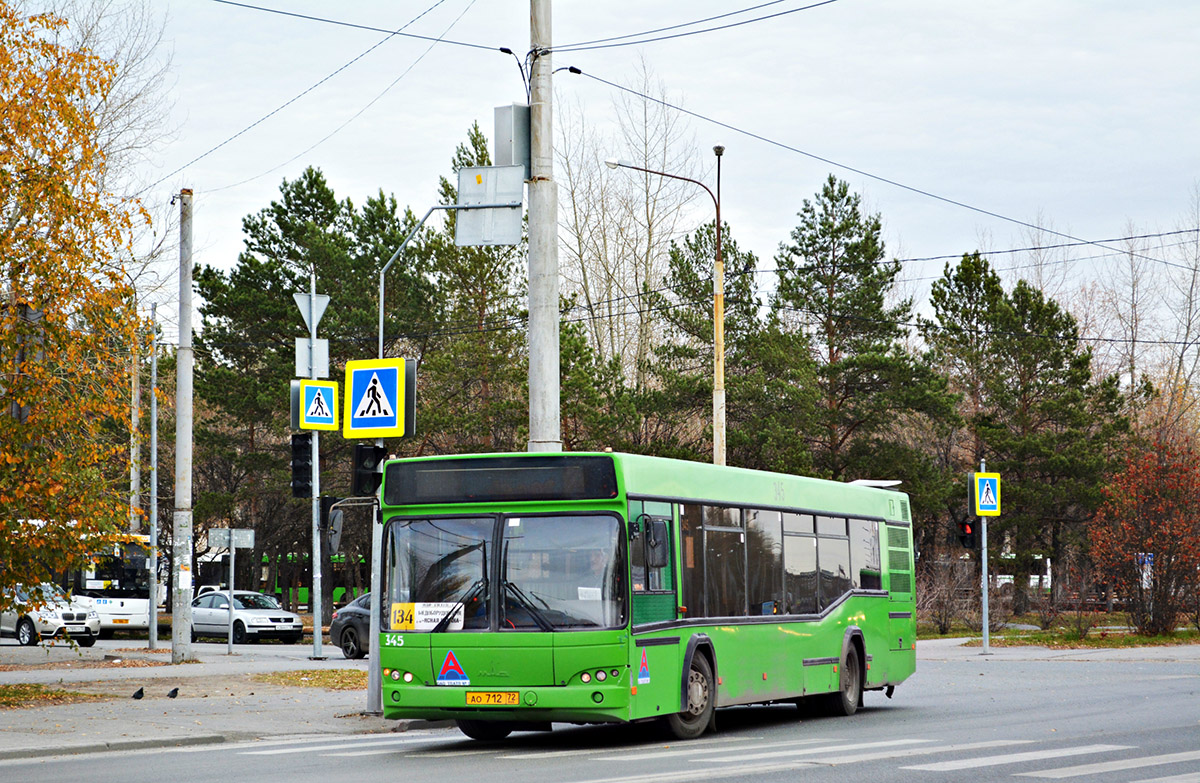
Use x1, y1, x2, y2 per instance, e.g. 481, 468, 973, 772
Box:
1090, 439, 1200, 635
0, 7, 146, 603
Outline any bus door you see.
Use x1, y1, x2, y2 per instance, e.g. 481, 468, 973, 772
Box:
627, 501, 680, 718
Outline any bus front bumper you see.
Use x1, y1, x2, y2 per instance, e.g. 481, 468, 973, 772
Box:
382, 682, 631, 724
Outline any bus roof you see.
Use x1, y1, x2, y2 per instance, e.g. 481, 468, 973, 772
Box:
382, 452, 910, 523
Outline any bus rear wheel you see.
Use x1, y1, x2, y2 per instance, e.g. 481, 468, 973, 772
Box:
826, 647, 862, 717
455, 719, 513, 742
666, 653, 714, 740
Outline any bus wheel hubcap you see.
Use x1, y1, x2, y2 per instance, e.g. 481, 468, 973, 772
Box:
686, 671, 708, 715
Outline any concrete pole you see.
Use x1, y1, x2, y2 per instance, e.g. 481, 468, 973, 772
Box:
226, 544, 236, 655
526, 0, 561, 453
712, 146, 725, 466
309, 269, 324, 658
171, 189, 195, 664
148, 303, 158, 650
130, 331, 141, 532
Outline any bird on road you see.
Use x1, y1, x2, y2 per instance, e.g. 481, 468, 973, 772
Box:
167, 688, 179, 699
132, 687, 144, 700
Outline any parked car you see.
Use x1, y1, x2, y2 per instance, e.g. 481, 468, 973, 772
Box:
190, 590, 303, 644
330, 592, 370, 659
0, 583, 101, 646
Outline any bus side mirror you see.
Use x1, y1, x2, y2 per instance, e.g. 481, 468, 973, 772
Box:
646, 519, 669, 569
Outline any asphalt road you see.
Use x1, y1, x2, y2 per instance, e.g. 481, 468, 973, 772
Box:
4, 642, 1197, 783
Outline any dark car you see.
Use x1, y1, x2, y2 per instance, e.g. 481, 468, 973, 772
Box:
330, 592, 370, 659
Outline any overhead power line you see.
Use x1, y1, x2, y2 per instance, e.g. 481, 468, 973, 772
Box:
151, 0, 494, 190
554, 0, 844, 52
571, 69, 1183, 272
207, 0, 481, 194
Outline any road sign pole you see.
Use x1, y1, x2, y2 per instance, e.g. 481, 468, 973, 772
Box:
227, 543, 236, 655
309, 269, 324, 660
980, 458, 991, 656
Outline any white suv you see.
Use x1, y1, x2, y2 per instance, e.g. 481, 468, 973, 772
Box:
1, 583, 102, 646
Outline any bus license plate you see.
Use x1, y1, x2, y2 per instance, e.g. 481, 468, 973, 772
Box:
465, 691, 518, 706
113, 619, 129, 624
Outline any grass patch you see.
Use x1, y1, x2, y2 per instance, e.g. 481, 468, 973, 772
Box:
252, 669, 367, 690
0, 683, 113, 710
962, 629, 1200, 649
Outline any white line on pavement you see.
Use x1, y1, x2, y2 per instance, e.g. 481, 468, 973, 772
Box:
1016, 750, 1200, 779
903, 744, 1131, 772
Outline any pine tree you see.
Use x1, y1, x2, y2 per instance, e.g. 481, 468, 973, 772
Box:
773, 175, 953, 482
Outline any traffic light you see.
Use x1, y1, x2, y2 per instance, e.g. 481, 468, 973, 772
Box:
291, 432, 313, 498
352, 443, 388, 497
958, 519, 977, 549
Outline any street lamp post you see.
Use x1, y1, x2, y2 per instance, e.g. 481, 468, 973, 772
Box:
606, 147, 727, 465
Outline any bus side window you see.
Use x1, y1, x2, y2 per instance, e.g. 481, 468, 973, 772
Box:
629, 501, 673, 593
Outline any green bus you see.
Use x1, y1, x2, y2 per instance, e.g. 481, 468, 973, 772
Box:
377, 452, 916, 741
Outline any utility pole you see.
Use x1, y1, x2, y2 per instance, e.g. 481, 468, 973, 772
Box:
148, 303, 159, 650
712, 145, 725, 466
130, 327, 141, 532
527, 0, 561, 452
171, 189, 195, 664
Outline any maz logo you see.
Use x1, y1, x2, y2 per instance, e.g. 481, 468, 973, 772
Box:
478, 667, 509, 678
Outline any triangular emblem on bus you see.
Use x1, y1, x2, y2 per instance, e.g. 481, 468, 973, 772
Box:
437, 650, 470, 686
638, 649, 651, 684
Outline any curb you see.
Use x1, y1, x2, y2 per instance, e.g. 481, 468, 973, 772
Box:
0, 733, 226, 761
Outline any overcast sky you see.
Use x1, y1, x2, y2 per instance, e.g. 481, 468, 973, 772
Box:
147, 0, 1200, 334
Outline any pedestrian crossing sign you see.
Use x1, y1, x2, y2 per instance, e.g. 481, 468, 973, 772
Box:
343, 358, 407, 438
973, 472, 1001, 517
298, 380, 338, 431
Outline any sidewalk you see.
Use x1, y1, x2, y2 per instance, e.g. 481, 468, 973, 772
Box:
0, 640, 445, 760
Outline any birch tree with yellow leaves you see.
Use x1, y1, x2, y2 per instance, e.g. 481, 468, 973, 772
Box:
0, 6, 147, 605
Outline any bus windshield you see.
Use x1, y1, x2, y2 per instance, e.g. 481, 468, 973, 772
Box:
386, 514, 625, 632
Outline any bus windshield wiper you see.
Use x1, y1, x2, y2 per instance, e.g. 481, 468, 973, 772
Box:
432, 578, 486, 633
504, 581, 554, 632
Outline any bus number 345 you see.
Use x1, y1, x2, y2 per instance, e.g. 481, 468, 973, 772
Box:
383, 634, 405, 647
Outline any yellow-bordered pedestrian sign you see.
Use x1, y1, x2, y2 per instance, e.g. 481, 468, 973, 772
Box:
298, 380, 338, 431
343, 358, 406, 438
973, 472, 1001, 516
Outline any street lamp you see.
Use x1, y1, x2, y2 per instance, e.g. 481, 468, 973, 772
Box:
605, 146, 727, 466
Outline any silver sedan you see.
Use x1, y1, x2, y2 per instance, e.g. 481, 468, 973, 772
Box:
190, 590, 303, 644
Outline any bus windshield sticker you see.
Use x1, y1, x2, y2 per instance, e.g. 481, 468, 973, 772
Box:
437, 650, 470, 686
638, 649, 651, 684
577, 587, 602, 601
391, 602, 465, 631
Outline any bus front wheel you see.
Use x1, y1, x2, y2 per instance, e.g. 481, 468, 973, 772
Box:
666, 653, 714, 740
456, 719, 513, 742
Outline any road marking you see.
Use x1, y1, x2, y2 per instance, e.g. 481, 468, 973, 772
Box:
703, 738, 930, 763
325, 748, 494, 758
242, 736, 451, 755
903, 744, 1131, 772
1131, 774, 1200, 783
813, 739, 1032, 765
508, 734, 758, 758
1017, 750, 1200, 779
176, 732, 443, 752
